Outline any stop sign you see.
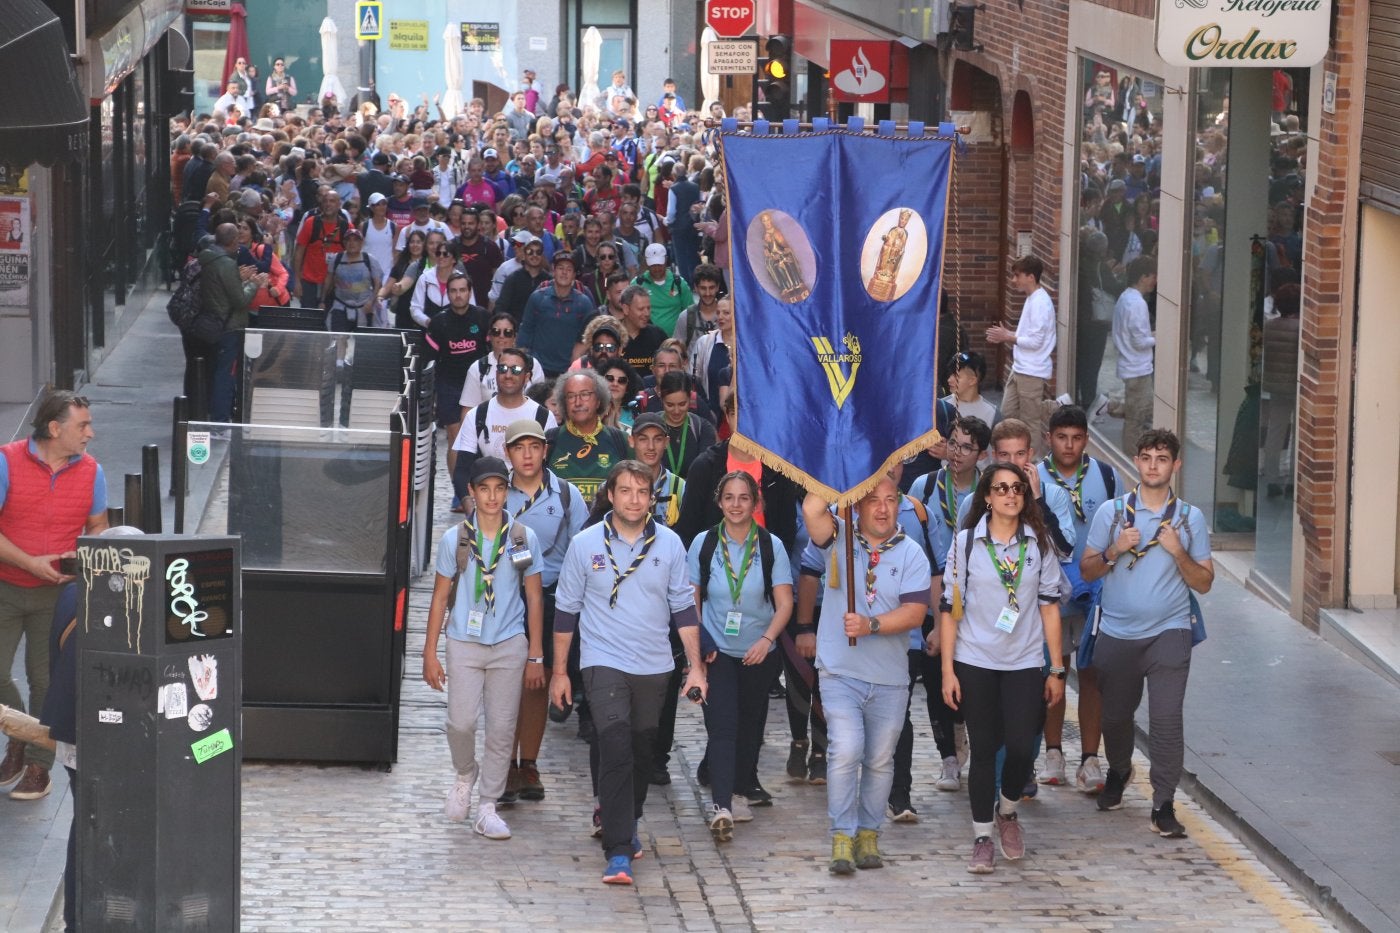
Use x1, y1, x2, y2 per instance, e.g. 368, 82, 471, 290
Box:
706, 0, 755, 38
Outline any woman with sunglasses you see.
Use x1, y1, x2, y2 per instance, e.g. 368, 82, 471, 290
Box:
581, 245, 622, 308
460, 312, 545, 409
409, 232, 466, 327
266, 57, 297, 111
939, 462, 1064, 875
596, 358, 642, 431
688, 470, 793, 841
380, 230, 429, 329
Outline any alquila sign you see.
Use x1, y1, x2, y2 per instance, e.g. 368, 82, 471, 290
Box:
1156, 0, 1331, 67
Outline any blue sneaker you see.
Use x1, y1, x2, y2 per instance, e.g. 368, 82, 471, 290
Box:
602, 855, 633, 885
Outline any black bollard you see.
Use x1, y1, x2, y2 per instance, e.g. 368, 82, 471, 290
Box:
170, 396, 188, 496
107, 506, 124, 527
124, 474, 143, 531
192, 357, 209, 422
141, 445, 162, 533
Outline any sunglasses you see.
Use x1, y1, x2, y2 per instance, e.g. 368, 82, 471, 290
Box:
489, 328, 515, 337
990, 482, 1028, 497
604, 374, 628, 384
593, 342, 617, 353
597, 252, 617, 260
496, 363, 526, 375
522, 247, 543, 255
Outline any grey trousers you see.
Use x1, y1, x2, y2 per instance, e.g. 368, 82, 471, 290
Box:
0, 581, 60, 770
1095, 627, 1192, 807
445, 633, 527, 803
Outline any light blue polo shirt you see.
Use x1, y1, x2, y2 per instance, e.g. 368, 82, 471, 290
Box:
909, 468, 977, 575
957, 479, 1077, 559
942, 516, 1061, 671
1039, 456, 1121, 598
1085, 493, 1211, 640
506, 470, 587, 587
435, 519, 541, 646
555, 516, 695, 675
812, 518, 932, 686
687, 526, 794, 659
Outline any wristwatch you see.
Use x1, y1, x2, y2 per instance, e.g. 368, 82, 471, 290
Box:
527, 657, 544, 664
868, 615, 882, 634
1048, 666, 1067, 679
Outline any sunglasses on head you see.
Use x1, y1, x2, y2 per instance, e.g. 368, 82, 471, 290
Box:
490, 327, 515, 337
496, 363, 526, 375
990, 482, 1028, 497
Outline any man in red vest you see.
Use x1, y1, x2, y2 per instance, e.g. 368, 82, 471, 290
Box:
0, 390, 108, 801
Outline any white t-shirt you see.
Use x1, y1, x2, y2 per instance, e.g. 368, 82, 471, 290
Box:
396, 219, 450, 251
1112, 287, 1155, 379
362, 218, 397, 278
459, 351, 547, 409
451, 396, 558, 460
1012, 286, 1056, 379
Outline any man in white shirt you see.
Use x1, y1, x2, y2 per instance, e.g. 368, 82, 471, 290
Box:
396, 199, 450, 252
1112, 256, 1158, 455
452, 347, 557, 499
987, 255, 1056, 456
460, 315, 546, 410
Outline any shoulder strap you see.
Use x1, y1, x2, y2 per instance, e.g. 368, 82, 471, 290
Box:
963, 527, 975, 595
59, 618, 78, 652
1096, 459, 1116, 499
904, 495, 935, 567
478, 356, 492, 378
758, 526, 775, 605
510, 521, 528, 551
698, 529, 719, 605
445, 521, 472, 607
475, 404, 490, 444
533, 404, 549, 430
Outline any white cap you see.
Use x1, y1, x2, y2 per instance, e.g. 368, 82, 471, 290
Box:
645, 243, 668, 266
367, 192, 387, 206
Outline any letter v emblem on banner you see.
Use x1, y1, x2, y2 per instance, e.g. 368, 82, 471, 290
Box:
810, 334, 862, 409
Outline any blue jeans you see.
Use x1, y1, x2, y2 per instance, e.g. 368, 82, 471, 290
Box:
209, 330, 243, 423
821, 671, 906, 837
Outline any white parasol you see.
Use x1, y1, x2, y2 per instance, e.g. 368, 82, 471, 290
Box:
441, 24, 464, 117
700, 26, 721, 113
580, 26, 602, 109
317, 17, 348, 107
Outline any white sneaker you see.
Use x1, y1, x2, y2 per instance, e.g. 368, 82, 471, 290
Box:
954, 723, 969, 769
1038, 748, 1067, 785
445, 777, 471, 823
936, 756, 962, 792
731, 795, 754, 822
1054, 392, 1074, 407
706, 804, 734, 842
1076, 756, 1105, 795
1089, 393, 1110, 422
473, 802, 511, 839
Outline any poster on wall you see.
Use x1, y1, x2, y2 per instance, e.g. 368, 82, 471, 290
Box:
1156, 0, 1332, 67
460, 22, 500, 52
0, 197, 31, 307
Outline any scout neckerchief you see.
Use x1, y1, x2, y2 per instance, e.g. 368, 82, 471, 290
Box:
718, 521, 758, 603
654, 470, 682, 526
936, 467, 979, 530
665, 418, 689, 477
603, 512, 657, 608
566, 418, 602, 456
1043, 454, 1090, 522
1123, 485, 1178, 569
983, 532, 1030, 611
855, 525, 907, 607
465, 515, 508, 614
511, 476, 547, 519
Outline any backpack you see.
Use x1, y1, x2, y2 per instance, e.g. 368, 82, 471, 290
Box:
308, 210, 350, 246
698, 525, 776, 606
1097, 459, 1118, 500
476, 401, 549, 450
446, 519, 530, 608
166, 255, 226, 345
904, 495, 935, 569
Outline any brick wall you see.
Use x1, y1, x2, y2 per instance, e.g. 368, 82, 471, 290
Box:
1296, 4, 1362, 629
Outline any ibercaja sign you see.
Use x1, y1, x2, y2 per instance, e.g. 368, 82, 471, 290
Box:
1156, 0, 1331, 67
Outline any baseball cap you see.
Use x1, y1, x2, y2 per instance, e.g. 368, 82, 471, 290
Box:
644, 243, 668, 266
1132, 154, 1146, 164
372, 152, 390, 165
512, 229, 539, 245
631, 413, 667, 435
367, 192, 387, 206
483, 147, 499, 159
391, 173, 409, 184
592, 322, 622, 342
1107, 179, 1126, 192
551, 251, 577, 268
412, 197, 430, 209
505, 420, 548, 446
343, 226, 364, 240
469, 456, 510, 485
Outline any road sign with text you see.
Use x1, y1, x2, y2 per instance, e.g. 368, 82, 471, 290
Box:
705, 0, 755, 39
706, 39, 759, 75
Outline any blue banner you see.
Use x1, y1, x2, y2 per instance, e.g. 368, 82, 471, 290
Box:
720, 129, 954, 504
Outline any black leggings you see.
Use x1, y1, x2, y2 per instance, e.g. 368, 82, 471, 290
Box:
703, 651, 778, 809
892, 644, 962, 794
955, 661, 1045, 823
780, 628, 826, 755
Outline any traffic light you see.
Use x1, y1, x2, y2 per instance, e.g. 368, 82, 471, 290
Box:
757, 34, 792, 121
165, 67, 195, 116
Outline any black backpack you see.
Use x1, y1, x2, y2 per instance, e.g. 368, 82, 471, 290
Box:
697, 526, 776, 606
166, 255, 226, 345
475, 401, 549, 448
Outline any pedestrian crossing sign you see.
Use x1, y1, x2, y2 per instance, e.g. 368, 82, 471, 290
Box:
356, 0, 382, 40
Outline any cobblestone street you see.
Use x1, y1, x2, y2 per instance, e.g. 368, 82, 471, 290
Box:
237, 490, 1334, 932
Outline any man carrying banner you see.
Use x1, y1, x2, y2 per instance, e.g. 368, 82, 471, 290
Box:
800, 478, 930, 875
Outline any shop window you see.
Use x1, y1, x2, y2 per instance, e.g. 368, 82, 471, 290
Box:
1069, 58, 1165, 452
1010, 90, 1033, 154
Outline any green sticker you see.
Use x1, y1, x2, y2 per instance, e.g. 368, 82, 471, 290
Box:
191, 728, 233, 764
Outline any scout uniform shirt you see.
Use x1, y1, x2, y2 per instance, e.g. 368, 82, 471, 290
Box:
434, 519, 542, 645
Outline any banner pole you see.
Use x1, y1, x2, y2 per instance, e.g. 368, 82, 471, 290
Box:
843, 505, 857, 647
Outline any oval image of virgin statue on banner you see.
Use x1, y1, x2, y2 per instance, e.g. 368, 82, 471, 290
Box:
860, 207, 928, 303
745, 209, 815, 304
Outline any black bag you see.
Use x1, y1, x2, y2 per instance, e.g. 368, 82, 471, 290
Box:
166, 256, 227, 345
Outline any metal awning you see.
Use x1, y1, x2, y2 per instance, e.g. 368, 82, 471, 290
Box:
0, 0, 89, 167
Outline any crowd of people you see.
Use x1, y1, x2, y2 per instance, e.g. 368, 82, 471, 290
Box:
149, 62, 1218, 888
